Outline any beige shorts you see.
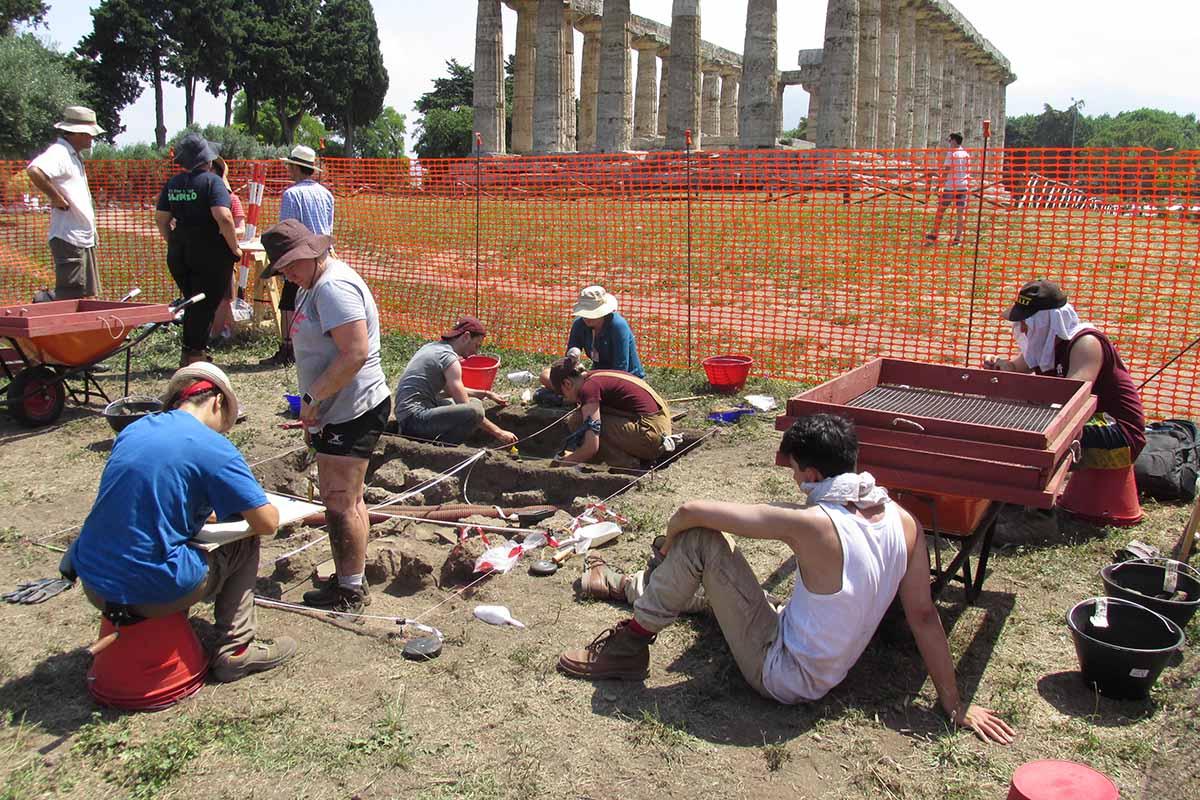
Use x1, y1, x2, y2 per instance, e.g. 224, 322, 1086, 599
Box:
49, 237, 100, 299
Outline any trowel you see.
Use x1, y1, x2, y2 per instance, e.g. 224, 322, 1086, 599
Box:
551, 521, 622, 565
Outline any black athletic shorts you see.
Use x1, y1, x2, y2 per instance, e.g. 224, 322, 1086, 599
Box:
311, 397, 391, 459
279, 279, 300, 312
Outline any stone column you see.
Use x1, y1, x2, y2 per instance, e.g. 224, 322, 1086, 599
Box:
816, 0, 859, 148
701, 68, 722, 138
738, 0, 778, 149
856, 0, 880, 148
876, 0, 900, 148
472, 1, 505, 154
657, 47, 670, 137
994, 73, 1008, 151
911, 19, 930, 148
803, 72, 822, 139
940, 35, 958, 138
632, 37, 660, 141
577, 16, 602, 151
595, 0, 632, 153
925, 31, 944, 146
562, 8, 576, 150
666, 0, 702, 150
719, 68, 740, 141
533, 0, 565, 153
775, 82, 786, 140
896, 1, 915, 149
511, 0, 538, 154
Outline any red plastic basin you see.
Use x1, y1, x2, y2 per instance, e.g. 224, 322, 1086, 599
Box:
702, 355, 753, 393
87, 611, 209, 711
461, 355, 500, 391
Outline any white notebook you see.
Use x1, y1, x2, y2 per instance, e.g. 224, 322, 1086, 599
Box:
193, 492, 324, 552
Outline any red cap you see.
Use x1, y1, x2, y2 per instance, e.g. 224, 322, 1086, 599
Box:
441, 316, 487, 340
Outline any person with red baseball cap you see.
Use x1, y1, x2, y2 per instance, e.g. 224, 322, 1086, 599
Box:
391, 316, 517, 446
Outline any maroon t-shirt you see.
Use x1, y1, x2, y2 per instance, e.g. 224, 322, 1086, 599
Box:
578, 373, 659, 416
1051, 330, 1146, 458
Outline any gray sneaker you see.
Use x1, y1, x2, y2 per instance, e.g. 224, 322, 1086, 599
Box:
211, 637, 298, 682
302, 574, 372, 608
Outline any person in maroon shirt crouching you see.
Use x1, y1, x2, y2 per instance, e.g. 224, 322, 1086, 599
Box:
548, 354, 673, 469
983, 279, 1145, 468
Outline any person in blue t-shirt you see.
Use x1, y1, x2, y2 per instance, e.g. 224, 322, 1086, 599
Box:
538, 286, 644, 401
67, 363, 297, 683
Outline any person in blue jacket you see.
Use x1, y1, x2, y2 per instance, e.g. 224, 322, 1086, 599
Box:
538, 286, 643, 402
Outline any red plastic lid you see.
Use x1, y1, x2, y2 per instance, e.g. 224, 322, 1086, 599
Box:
1008, 760, 1119, 800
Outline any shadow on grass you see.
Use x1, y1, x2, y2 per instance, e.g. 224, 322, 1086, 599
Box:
1036, 670, 1159, 726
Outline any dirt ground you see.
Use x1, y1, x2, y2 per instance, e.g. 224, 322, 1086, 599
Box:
0, 328, 1197, 800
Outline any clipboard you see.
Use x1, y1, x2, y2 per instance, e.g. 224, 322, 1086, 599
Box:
193, 492, 324, 552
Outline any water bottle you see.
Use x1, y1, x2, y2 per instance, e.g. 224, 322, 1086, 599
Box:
506, 370, 534, 385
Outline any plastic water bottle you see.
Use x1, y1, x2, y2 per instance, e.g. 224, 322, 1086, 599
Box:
473, 605, 526, 628
506, 370, 534, 385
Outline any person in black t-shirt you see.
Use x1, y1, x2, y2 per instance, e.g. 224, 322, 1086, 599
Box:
154, 133, 243, 365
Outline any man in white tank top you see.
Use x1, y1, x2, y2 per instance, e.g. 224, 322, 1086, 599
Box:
923, 132, 971, 246
558, 414, 1014, 744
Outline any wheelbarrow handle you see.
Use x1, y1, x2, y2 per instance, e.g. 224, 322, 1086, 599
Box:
170, 293, 207, 314
119, 287, 141, 303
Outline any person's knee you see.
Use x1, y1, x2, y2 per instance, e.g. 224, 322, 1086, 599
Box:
322, 488, 359, 515
466, 399, 484, 425
673, 526, 732, 556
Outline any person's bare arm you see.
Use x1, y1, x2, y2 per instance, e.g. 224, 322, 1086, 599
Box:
154, 210, 174, 243
896, 515, 1015, 744
443, 360, 517, 445
661, 499, 812, 554
983, 353, 1031, 373
1063, 334, 1102, 383
242, 502, 281, 536
26, 166, 69, 209
558, 403, 601, 464
298, 320, 369, 427
210, 205, 242, 258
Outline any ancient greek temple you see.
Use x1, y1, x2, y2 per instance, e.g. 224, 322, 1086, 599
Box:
471, 0, 1014, 154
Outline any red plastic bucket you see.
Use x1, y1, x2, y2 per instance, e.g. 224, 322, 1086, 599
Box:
1007, 760, 1118, 800
702, 355, 753, 393
87, 611, 209, 711
460, 355, 500, 391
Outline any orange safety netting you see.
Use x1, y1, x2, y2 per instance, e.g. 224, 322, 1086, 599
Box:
1, 147, 1197, 418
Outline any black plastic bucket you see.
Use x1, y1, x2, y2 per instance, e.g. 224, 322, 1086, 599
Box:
1067, 597, 1183, 699
1101, 558, 1200, 629
103, 396, 162, 434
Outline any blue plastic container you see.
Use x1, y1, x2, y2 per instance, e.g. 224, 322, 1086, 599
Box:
284, 394, 301, 416
707, 407, 755, 424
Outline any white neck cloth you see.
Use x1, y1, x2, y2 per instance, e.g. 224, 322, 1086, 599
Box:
802, 471, 890, 509
1014, 304, 1094, 373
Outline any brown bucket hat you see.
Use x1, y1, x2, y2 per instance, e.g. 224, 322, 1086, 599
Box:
260, 219, 332, 278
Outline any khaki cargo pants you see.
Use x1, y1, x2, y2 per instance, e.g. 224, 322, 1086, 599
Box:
569, 406, 671, 468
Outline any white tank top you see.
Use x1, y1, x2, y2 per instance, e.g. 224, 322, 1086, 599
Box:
761, 501, 910, 703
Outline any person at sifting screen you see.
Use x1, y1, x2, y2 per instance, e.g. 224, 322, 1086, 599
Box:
536, 285, 644, 404
547, 353, 672, 469
64, 362, 297, 683
558, 413, 1015, 745
391, 317, 518, 446
262, 145, 335, 367
154, 133, 243, 366
260, 219, 391, 614
983, 279, 1145, 468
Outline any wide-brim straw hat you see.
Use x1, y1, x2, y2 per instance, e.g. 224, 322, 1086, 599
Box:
572, 285, 618, 319
259, 218, 332, 278
54, 106, 104, 136
280, 144, 322, 172
162, 362, 239, 433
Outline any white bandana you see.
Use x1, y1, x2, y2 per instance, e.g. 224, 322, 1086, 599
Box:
1014, 304, 1094, 373
802, 471, 890, 509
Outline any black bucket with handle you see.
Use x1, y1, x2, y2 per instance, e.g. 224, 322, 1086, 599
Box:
1101, 558, 1200, 630
1067, 597, 1183, 700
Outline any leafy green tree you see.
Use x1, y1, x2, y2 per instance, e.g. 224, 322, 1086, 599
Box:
232, 90, 327, 149
311, 0, 387, 156
414, 60, 474, 158
237, 0, 319, 144
1084, 109, 1200, 151
0, 33, 91, 158
0, 0, 47, 32
356, 106, 406, 158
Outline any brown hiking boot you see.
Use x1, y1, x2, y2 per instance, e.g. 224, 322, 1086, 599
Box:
558, 621, 654, 681
578, 555, 628, 602
211, 637, 298, 682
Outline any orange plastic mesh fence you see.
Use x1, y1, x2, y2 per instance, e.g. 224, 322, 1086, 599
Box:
2, 148, 1197, 418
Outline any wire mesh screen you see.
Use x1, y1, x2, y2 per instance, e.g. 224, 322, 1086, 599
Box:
0, 147, 1197, 418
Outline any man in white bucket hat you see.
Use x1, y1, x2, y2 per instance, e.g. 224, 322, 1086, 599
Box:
26, 106, 104, 300
66, 362, 297, 683
262, 144, 335, 367
536, 285, 645, 403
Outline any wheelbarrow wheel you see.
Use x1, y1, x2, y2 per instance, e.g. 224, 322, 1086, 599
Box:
7, 365, 66, 427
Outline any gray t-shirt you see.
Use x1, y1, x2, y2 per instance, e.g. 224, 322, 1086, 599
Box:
292, 258, 389, 427
393, 341, 460, 424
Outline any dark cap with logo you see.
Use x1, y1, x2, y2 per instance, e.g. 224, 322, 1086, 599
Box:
1006, 279, 1068, 321
441, 316, 487, 339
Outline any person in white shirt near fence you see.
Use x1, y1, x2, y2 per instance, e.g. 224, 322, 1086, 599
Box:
925, 132, 971, 246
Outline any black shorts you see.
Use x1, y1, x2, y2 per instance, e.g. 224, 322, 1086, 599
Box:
311, 397, 391, 459
279, 279, 300, 312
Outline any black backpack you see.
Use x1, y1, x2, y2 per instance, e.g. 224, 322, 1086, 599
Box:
1134, 419, 1200, 502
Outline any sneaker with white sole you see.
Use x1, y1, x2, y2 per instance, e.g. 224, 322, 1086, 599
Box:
211, 637, 298, 682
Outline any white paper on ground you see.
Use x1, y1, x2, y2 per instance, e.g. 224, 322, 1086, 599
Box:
192, 492, 325, 551
744, 394, 778, 412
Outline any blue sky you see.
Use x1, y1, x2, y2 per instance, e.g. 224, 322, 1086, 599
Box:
33, 1, 1200, 148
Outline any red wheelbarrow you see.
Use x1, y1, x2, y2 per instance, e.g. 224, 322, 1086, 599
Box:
0, 292, 204, 427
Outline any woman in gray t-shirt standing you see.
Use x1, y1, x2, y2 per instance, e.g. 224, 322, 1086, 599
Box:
259, 220, 389, 614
